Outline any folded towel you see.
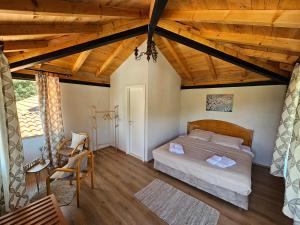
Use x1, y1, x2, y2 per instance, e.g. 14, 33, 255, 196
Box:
206, 155, 236, 168
215, 156, 236, 168
206, 155, 222, 165
169, 143, 184, 155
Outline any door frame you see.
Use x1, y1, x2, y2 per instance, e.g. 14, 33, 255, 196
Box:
125, 84, 146, 162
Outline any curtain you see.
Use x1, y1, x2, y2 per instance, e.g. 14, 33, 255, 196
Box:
0, 51, 28, 215
271, 63, 300, 225
36, 72, 64, 168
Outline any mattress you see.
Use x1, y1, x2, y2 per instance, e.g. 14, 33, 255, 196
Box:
152, 136, 252, 196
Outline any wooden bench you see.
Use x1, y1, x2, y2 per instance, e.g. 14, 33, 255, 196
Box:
0, 194, 68, 225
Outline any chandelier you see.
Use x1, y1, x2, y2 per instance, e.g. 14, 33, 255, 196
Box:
134, 40, 158, 62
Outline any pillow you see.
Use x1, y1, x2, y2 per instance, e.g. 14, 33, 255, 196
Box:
51, 150, 88, 179
240, 145, 254, 158
240, 145, 251, 152
70, 132, 86, 151
188, 129, 215, 141
211, 133, 243, 149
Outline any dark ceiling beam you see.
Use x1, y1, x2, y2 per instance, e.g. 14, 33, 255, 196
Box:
148, 0, 168, 45
10, 25, 148, 72
11, 72, 110, 87
181, 81, 285, 89
155, 27, 289, 84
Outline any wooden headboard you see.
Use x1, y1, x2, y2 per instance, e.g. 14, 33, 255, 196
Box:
187, 119, 254, 147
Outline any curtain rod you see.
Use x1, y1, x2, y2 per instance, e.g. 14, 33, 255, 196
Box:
26, 68, 71, 77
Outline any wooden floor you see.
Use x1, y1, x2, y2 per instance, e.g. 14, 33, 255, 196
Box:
27, 148, 292, 225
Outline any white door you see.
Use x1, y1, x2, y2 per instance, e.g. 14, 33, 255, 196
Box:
127, 86, 145, 160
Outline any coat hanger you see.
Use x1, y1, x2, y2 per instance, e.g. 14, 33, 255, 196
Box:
103, 112, 113, 120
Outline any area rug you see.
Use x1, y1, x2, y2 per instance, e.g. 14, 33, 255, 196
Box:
135, 179, 220, 225
30, 180, 76, 206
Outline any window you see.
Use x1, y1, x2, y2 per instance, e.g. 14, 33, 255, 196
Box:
13, 79, 43, 138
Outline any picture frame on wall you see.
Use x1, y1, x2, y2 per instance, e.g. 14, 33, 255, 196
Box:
206, 94, 233, 112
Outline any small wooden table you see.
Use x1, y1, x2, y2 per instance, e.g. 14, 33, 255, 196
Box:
27, 159, 50, 193
0, 194, 68, 225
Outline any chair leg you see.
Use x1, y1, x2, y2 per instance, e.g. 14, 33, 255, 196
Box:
46, 178, 51, 195
91, 170, 94, 189
91, 153, 95, 189
76, 176, 80, 208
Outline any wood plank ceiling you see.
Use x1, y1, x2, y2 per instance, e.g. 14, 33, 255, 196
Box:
1, 0, 299, 87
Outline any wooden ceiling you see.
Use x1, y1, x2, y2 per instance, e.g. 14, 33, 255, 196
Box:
2, 0, 299, 87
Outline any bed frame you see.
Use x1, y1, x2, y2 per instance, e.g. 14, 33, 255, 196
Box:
187, 119, 253, 147
154, 119, 254, 210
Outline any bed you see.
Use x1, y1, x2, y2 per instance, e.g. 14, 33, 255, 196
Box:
152, 119, 254, 210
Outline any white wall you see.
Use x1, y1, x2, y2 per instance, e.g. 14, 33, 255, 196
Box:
110, 42, 181, 160
60, 83, 111, 150
22, 135, 45, 163
110, 42, 149, 152
180, 85, 287, 166
147, 48, 181, 160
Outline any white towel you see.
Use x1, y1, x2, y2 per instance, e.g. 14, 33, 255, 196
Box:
169, 143, 184, 155
206, 155, 222, 165
216, 156, 236, 168
206, 155, 236, 168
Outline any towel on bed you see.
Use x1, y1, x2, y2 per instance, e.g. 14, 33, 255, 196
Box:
169, 143, 184, 155
206, 155, 236, 168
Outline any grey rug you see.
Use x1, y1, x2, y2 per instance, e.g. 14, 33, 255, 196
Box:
135, 179, 220, 225
30, 180, 76, 206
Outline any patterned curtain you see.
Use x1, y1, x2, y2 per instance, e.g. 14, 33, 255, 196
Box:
0, 51, 28, 215
271, 63, 300, 225
36, 72, 64, 168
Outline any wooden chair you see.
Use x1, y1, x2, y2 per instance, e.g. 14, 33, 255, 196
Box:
46, 150, 94, 208
57, 132, 89, 167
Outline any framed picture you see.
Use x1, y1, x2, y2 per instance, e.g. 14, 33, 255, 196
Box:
206, 94, 233, 112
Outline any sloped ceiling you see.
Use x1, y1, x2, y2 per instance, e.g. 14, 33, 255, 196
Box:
1, 0, 299, 86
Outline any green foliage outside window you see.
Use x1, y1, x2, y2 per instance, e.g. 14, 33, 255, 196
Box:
13, 80, 37, 101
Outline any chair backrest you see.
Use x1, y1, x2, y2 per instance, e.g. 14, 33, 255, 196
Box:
78, 132, 89, 149
69, 150, 90, 172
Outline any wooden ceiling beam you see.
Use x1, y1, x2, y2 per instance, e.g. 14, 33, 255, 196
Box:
197, 29, 300, 53
15, 64, 110, 84
4, 40, 48, 52
160, 37, 193, 80
280, 62, 294, 72
0, 23, 113, 36
96, 35, 146, 77
157, 20, 290, 84
0, 0, 147, 19
162, 10, 300, 28
204, 55, 217, 80
41, 64, 110, 84
8, 19, 148, 64
71, 50, 92, 75
10, 25, 148, 72
242, 70, 249, 78
219, 42, 298, 64
96, 41, 125, 77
